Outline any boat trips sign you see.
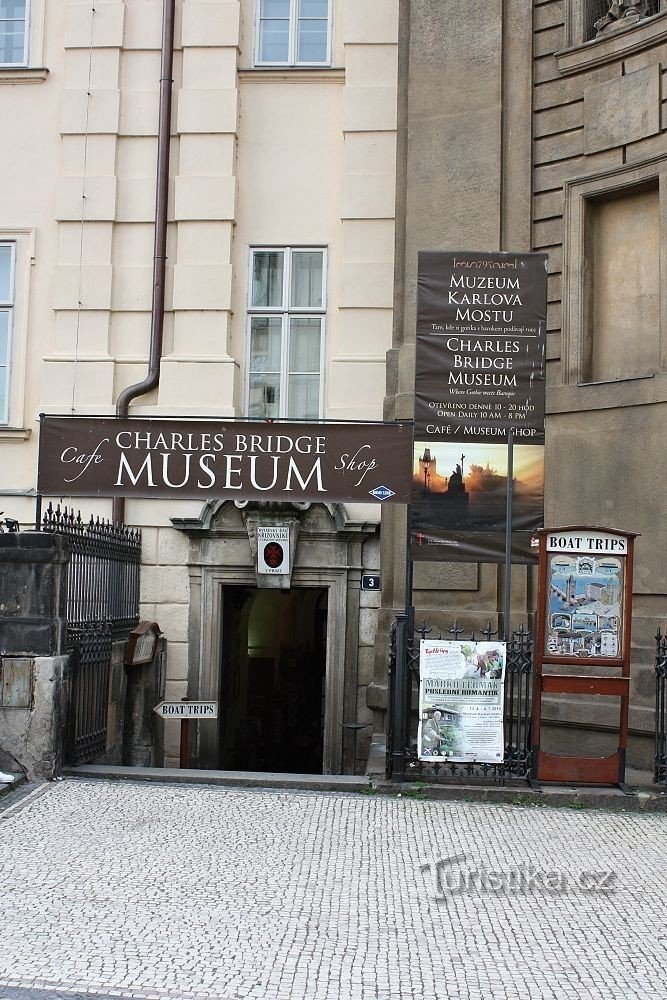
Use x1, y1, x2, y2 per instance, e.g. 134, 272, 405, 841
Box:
37, 417, 414, 504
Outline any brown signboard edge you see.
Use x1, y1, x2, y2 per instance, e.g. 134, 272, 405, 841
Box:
35, 414, 415, 506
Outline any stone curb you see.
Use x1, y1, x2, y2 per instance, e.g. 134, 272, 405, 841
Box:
62, 764, 373, 794
371, 780, 667, 812
61, 764, 667, 812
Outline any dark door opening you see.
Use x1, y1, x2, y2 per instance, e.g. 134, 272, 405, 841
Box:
220, 586, 327, 774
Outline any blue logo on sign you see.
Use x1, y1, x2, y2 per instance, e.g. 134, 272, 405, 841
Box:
369, 486, 395, 501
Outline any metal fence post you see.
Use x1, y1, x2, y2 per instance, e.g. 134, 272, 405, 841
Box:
655, 628, 667, 789
390, 611, 409, 782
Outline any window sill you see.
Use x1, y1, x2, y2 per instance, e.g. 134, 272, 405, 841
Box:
578, 373, 655, 387
0, 427, 31, 439
0, 66, 49, 85
239, 67, 345, 84
547, 372, 667, 415
555, 12, 667, 76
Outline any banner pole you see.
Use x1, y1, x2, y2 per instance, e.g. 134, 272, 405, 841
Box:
404, 503, 414, 632
35, 413, 44, 530
503, 429, 514, 641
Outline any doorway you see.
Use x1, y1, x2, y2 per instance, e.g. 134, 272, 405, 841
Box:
220, 586, 327, 773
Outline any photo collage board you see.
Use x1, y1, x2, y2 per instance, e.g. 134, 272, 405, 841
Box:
545, 550, 624, 659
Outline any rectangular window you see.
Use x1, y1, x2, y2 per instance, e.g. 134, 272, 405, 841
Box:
583, 185, 660, 382
0, 0, 28, 66
247, 247, 326, 420
255, 0, 331, 67
0, 242, 15, 423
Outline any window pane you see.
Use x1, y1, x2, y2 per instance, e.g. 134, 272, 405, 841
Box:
0, 0, 26, 14
0, 21, 24, 62
260, 0, 289, 15
249, 374, 281, 418
299, 0, 328, 16
288, 375, 320, 420
252, 251, 284, 307
0, 311, 8, 365
250, 317, 282, 372
0, 366, 6, 422
297, 19, 328, 62
289, 318, 321, 373
0, 307, 7, 420
291, 251, 323, 307
259, 19, 289, 62
0, 247, 12, 302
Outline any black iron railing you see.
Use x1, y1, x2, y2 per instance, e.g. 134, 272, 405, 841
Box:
41, 502, 141, 643
655, 629, 667, 787
40, 503, 142, 766
388, 615, 534, 784
67, 622, 114, 765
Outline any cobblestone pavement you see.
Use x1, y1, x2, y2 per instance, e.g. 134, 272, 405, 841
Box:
1, 779, 667, 1000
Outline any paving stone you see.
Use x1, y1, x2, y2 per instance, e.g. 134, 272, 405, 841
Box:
0, 779, 666, 999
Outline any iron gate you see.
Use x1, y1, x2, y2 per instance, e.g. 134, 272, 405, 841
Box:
655, 629, 667, 787
42, 503, 141, 765
67, 623, 114, 765
388, 615, 534, 784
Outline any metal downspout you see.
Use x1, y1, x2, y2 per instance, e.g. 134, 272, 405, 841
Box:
112, 0, 176, 524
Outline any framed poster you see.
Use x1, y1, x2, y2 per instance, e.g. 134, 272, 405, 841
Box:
532, 525, 637, 786
418, 640, 506, 764
543, 530, 628, 660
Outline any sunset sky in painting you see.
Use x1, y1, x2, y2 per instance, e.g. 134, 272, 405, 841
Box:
413, 441, 544, 492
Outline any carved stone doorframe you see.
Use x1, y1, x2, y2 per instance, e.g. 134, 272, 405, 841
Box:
172, 500, 377, 774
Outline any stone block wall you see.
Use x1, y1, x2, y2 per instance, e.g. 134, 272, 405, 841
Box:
533, 0, 667, 759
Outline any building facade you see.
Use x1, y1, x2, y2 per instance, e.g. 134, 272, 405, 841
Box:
379, 0, 667, 769
0, 0, 398, 772
1, 0, 666, 775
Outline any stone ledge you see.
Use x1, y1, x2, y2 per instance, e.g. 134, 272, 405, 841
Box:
0, 66, 48, 85
547, 371, 667, 415
0, 427, 31, 440
373, 779, 667, 813
63, 764, 372, 793
238, 67, 345, 84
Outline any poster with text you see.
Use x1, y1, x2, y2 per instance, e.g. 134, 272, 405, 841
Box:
412, 250, 547, 563
418, 639, 506, 764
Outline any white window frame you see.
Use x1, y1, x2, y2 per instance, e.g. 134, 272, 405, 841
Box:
245, 246, 327, 420
0, 241, 15, 424
0, 0, 31, 67
0, 228, 34, 435
254, 0, 332, 68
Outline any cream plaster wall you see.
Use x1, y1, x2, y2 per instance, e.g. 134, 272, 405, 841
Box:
0, 0, 398, 768
0, 0, 65, 520
1, 0, 398, 485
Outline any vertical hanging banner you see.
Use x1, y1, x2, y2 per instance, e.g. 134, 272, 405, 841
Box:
412, 250, 547, 563
418, 640, 506, 764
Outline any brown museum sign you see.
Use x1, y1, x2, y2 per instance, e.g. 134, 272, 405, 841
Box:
37, 416, 413, 504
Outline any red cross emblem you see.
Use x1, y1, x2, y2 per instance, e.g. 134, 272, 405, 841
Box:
264, 542, 284, 569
